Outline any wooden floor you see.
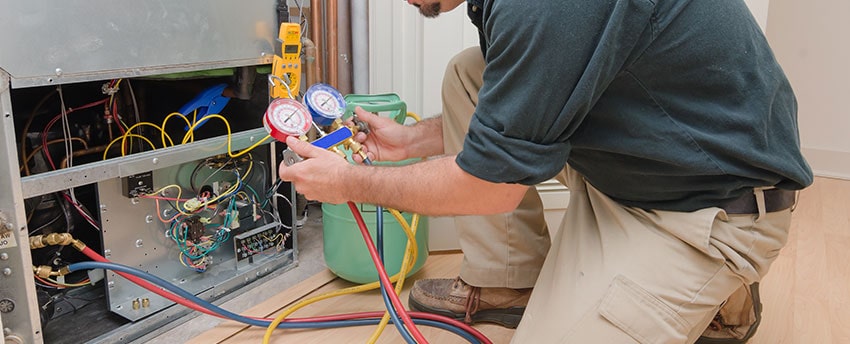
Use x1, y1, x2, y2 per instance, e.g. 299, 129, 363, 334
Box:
189, 177, 850, 344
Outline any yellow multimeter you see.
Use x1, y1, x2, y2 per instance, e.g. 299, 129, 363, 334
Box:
271, 22, 302, 99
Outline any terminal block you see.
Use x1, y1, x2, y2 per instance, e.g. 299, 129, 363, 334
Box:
234, 224, 281, 262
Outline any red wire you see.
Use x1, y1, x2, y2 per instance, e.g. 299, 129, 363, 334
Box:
41, 98, 109, 169
347, 201, 429, 343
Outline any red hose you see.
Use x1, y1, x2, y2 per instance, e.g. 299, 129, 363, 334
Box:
347, 201, 429, 343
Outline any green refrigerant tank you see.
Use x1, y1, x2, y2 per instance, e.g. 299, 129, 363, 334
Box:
322, 93, 429, 284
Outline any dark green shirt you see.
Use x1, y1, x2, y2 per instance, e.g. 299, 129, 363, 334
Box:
457, 0, 813, 211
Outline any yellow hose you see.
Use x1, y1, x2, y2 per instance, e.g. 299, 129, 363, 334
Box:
262, 208, 420, 344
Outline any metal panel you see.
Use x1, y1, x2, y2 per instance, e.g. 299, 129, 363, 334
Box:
0, 0, 277, 88
97, 164, 294, 322
0, 72, 43, 344
20, 128, 269, 199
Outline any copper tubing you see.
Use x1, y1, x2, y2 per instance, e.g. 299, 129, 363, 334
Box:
303, 37, 319, 86
327, 0, 339, 89
60, 145, 107, 169
310, 0, 324, 83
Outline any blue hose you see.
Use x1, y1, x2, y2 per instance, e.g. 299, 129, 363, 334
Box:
364, 156, 415, 343
66, 261, 481, 343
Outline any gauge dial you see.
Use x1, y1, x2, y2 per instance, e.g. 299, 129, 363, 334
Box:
304, 83, 346, 126
264, 98, 312, 142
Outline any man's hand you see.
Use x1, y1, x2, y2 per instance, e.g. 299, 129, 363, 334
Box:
278, 136, 352, 204
349, 107, 415, 163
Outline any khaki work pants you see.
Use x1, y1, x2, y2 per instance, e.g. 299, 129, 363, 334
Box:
440, 47, 792, 343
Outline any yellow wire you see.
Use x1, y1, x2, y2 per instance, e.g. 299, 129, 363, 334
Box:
120, 122, 172, 156
243, 159, 254, 181
143, 184, 199, 216
161, 112, 193, 148
262, 208, 420, 344
102, 134, 156, 160
368, 210, 420, 344
180, 114, 272, 158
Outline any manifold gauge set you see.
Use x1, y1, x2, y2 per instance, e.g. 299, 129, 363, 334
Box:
264, 83, 368, 165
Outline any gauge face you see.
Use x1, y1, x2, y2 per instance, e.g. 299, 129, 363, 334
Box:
264, 98, 312, 142
304, 83, 346, 126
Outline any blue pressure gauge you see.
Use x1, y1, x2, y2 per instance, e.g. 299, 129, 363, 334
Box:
304, 83, 346, 126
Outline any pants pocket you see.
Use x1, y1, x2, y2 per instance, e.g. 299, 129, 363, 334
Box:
600, 275, 690, 344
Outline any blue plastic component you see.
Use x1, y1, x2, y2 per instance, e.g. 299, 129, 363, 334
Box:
178, 83, 231, 130
312, 126, 353, 150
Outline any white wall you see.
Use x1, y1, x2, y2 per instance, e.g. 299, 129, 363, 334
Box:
744, 0, 771, 31
766, 0, 850, 179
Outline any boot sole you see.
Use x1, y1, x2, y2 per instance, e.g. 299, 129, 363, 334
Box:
408, 296, 525, 329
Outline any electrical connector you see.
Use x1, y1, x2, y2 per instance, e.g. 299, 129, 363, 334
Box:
184, 198, 203, 212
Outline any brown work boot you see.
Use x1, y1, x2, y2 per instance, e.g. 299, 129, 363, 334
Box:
408, 277, 531, 328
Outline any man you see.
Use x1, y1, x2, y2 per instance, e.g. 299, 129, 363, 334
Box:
279, 0, 813, 342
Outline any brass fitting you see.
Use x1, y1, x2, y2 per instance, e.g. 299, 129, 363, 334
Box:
71, 239, 87, 252
58, 266, 71, 276
132, 299, 141, 310
342, 138, 369, 161
30, 235, 47, 249
30, 233, 80, 250
33, 265, 57, 278
328, 147, 347, 159
142, 298, 150, 308
45, 233, 74, 246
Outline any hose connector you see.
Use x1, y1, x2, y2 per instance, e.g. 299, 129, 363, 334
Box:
33, 265, 57, 278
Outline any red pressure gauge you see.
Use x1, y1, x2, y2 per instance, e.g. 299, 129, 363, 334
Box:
263, 98, 313, 142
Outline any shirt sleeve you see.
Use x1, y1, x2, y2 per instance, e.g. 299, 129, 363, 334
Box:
456, 0, 656, 185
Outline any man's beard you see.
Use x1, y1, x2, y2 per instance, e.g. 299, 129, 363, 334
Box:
418, 3, 441, 18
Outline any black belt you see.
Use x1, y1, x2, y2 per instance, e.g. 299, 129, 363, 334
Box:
721, 188, 796, 214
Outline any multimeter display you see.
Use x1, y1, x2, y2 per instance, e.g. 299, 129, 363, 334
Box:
270, 23, 302, 99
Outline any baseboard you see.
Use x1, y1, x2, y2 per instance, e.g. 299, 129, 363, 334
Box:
802, 147, 850, 180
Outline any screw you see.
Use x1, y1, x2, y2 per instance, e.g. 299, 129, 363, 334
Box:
152, 158, 159, 165
0, 253, 7, 261
2, 268, 11, 276
145, 215, 154, 223
4, 222, 13, 230
131, 198, 140, 205
104, 249, 111, 258
100, 204, 107, 213
135, 239, 143, 248
55, 68, 63, 76
108, 281, 115, 289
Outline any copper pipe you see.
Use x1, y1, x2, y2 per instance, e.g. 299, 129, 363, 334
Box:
60, 145, 107, 169
310, 0, 324, 83
336, 0, 353, 94
303, 37, 319, 86
327, 0, 339, 89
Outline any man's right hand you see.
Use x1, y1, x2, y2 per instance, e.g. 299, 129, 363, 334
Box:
350, 106, 415, 163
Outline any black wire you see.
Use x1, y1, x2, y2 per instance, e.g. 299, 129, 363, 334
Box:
189, 160, 207, 193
